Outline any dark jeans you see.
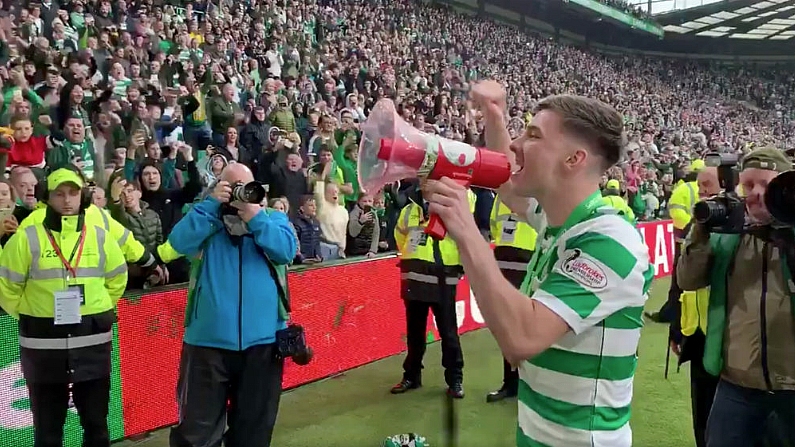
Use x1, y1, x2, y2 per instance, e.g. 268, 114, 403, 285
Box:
28, 377, 111, 447
169, 343, 284, 447
706, 379, 795, 447
691, 357, 719, 447
403, 294, 464, 386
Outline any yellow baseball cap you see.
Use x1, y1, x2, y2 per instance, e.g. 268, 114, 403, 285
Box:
47, 168, 84, 191
605, 179, 620, 190
690, 159, 706, 173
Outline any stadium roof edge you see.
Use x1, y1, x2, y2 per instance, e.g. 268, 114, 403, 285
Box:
439, 0, 795, 58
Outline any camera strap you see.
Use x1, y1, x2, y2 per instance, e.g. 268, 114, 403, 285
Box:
254, 209, 291, 319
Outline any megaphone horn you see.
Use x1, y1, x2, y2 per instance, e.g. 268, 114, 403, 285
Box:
357, 99, 512, 240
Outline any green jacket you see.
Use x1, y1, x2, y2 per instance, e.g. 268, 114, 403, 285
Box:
703, 233, 795, 376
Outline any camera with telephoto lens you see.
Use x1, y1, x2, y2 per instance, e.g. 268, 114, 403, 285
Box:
765, 170, 795, 226
693, 152, 795, 233
276, 324, 313, 365
231, 181, 267, 204
692, 152, 746, 233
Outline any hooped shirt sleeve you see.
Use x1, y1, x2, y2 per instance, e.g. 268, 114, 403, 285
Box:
524, 198, 548, 234
530, 214, 651, 334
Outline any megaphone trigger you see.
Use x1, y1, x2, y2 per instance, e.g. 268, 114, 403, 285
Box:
423, 177, 474, 240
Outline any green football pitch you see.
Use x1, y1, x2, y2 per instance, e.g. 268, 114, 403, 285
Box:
119, 277, 696, 447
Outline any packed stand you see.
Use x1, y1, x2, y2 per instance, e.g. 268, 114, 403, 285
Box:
0, 0, 793, 291
599, 0, 651, 20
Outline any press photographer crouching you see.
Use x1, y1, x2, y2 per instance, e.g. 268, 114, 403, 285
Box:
677, 148, 795, 447
154, 163, 309, 447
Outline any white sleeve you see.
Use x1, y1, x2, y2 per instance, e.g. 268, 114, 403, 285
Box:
524, 198, 548, 234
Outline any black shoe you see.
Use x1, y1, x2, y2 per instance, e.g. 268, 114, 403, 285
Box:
486, 387, 517, 403
447, 382, 465, 399
390, 379, 421, 394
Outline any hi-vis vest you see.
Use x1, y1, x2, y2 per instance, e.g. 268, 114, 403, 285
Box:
669, 181, 698, 233
393, 189, 476, 268
680, 288, 710, 336
490, 195, 537, 252
602, 195, 636, 223
395, 204, 465, 266
19, 205, 145, 264
0, 216, 128, 319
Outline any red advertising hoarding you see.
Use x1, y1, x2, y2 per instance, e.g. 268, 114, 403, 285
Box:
115, 220, 674, 439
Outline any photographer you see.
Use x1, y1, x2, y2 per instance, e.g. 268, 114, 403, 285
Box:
162, 163, 298, 447
670, 166, 720, 447
677, 148, 795, 447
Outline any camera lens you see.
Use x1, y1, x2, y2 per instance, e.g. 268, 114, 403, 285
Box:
693, 199, 728, 226
232, 182, 266, 204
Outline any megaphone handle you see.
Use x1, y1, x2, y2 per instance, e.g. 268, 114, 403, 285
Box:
425, 214, 448, 240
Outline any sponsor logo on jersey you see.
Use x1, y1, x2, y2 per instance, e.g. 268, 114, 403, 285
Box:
562, 249, 608, 289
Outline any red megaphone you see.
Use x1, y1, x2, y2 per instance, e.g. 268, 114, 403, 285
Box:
357, 99, 511, 240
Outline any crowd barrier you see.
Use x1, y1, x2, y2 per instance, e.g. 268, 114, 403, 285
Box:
0, 219, 675, 446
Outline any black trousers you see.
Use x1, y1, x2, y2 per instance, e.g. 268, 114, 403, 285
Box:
498, 267, 525, 392
500, 358, 518, 393
403, 293, 464, 386
169, 343, 284, 447
691, 356, 719, 447
27, 377, 111, 447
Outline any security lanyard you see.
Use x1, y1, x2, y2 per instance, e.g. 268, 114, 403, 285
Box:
523, 190, 604, 291
43, 225, 87, 281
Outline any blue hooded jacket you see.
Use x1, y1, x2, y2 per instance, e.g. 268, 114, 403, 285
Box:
168, 196, 297, 351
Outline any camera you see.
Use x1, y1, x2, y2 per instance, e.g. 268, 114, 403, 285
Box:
765, 170, 795, 226
694, 152, 795, 232
692, 152, 745, 233
276, 324, 313, 365
232, 181, 267, 204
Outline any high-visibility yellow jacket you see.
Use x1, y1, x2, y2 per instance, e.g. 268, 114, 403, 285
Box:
490, 195, 536, 251
668, 181, 698, 232
680, 288, 710, 337
395, 202, 462, 267
19, 204, 145, 264
467, 189, 476, 212
0, 215, 128, 319
393, 189, 474, 277
602, 195, 636, 224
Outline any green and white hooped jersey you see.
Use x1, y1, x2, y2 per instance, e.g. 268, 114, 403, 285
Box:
517, 200, 654, 447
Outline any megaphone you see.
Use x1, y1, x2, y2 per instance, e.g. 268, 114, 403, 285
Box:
357, 99, 511, 240
765, 170, 795, 225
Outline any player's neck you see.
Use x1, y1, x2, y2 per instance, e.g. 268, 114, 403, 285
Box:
540, 180, 600, 228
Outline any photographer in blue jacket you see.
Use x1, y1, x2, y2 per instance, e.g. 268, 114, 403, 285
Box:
160, 162, 298, 447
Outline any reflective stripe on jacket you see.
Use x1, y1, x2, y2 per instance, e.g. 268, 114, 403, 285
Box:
18, 204, 145, 263
0, 215, 128, 319
490, 195, 537, 252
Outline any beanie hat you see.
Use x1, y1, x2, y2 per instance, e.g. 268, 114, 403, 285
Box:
741, 147, 791, 173
137, 159, 163, 190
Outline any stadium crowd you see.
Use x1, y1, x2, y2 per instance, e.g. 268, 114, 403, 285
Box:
0, 0, 793, 291
600, 0, 652, 20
